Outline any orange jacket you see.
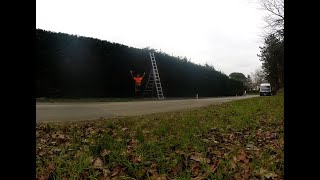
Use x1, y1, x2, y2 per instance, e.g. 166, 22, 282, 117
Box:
133, 77, 143, 85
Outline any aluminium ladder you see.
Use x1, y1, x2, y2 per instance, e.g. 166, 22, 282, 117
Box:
143, 52, 165, 99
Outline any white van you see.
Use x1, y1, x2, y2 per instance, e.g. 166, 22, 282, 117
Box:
260, 83, 272, 96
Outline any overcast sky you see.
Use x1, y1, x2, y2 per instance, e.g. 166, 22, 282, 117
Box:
36, 0, 266, 76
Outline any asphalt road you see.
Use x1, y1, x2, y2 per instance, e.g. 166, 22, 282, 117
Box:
36, 95, 258, 123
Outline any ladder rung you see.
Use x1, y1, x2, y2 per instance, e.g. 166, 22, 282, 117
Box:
145, 52, 165, 99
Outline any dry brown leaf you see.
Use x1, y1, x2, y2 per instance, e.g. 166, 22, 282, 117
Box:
265, 172, 278, 178
151, 172, 167, 180
231, 161, 237, 169
203, 139, 209, 143
175, 150, 184, 155
58, 134, 65, 139
233, 156, 237, 162
101, 149, 111, 156
103, 169, 111, 177
128, 139, 138, 146
237, 151, 249, 163
192, 174, 207, 180
80, 172, 89, 179
259, 168, 278, 179
40, 138, 47, 143
51, 134, 57, 139
156, 175, 167, 180
210, 160, 219, 173
148, 163, 158, 177
50, 141, 57, 145
148, 168, 157, 175
132, 155, 142, 163
111, 166, 122, 177
47, 163, 55, 171
191, 163, 201, 177
93, 158, 104, 169
170, 163, 183, 175
190, 153, 209, 163
229, 133, 235, 140
38, 151, 46, 156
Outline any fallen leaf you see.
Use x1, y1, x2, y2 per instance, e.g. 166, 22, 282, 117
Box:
237, 151, 249, 163
147, 168, 157, 175
144, 161, 152, 166
80, 172, 89, 179
190, 162, 201, 177
203, 139, 209, 143
111, 166, 122, 177
103, 169, 111, 177
47, 163, 55, 171
175, 150, 185, 155
265, 172, 278, 178
152, 173, 167, 180
233, 156, 237, 162
58, 134, 65, 139
93, 158, 103, 169
234, 172, 242, 179
101, 149, 111, 156
132, 155, 142, 163
50, 141, 57, 145
229, 133, 235, 140
170, 163, 183, 175
40, 138, 47, 143
128, 139, 138, 146
190, 153, 209, 163
259, 168, 278, 179
38, 151, 46, 156
192, 173, 208, 180
210, 160, 219, 173
231, 161, 236, 169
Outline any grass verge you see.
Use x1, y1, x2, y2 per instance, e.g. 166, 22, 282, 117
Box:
36, 93, 284, 179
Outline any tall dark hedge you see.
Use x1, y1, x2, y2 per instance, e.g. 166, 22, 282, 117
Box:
36, 29, 244, 98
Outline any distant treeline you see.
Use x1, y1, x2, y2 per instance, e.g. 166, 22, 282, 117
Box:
36, 29, 244, 98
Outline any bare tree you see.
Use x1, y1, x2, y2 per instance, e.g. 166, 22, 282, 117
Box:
251, 68, 266, 90
258, 0, 284, 39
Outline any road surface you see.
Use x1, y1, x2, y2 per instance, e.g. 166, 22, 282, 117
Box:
36, 95, 258, 122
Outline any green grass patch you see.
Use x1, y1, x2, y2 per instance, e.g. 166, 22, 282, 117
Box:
36, 93, 284, 179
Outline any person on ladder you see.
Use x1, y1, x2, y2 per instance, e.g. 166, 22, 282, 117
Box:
130, 70, 145, 97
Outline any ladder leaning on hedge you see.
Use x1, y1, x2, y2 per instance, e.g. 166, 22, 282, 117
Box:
143, 52, 165, 100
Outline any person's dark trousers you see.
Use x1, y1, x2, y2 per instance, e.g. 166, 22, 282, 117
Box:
135, 85, 142, 98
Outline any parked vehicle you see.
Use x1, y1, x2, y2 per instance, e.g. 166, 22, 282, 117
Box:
260, 83, 272, 96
